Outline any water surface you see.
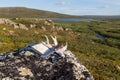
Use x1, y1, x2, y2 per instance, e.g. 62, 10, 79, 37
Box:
52, 18, 95, 22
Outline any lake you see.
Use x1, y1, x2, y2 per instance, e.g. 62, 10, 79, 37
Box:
51, 18, 95, 22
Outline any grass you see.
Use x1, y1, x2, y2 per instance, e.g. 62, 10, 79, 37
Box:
0, 18, 120, 80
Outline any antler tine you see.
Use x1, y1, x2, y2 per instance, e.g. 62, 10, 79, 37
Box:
62, 42, 68, 51
44, 35, 49, 44
51, 35, 58, 46
56, 42, 68, 52
55, 42, 68, 57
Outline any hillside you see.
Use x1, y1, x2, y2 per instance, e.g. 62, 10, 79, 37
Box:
0, 18, 120, 79
0, 7, 78, 18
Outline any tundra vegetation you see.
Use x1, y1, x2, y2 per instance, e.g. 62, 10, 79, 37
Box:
0, 18, 120, 80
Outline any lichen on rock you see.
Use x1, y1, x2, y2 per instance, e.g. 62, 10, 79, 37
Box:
0, 50, 94, 80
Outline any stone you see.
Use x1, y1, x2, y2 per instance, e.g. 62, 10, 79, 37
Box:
18, 23, 28, 30
2, 28, 6, 31
23, 51, 35, 56
0, 49, 94, 80
30, 24, 36, 28
0, 62, 5, 66
41, 26, 46, 31
13, 24, 19, 29
65, 28, 72, 31
0, 18, 28, 30
116, 65, 120, 70
2, 77, 13, 80
18, 67, 33, 77
54, 26, 64, 31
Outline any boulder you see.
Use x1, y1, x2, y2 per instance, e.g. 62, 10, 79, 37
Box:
57, 27, 64, 31
0, 18, 5, 24
13, 24, 19, 29
0, 49, 94, 80
30, 24, 37, 28
18, 23, 28, 30
44, 21, 51, 25
0, 18, 28, 30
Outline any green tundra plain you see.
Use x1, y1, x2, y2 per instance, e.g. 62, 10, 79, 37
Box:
0, 18, 120, 80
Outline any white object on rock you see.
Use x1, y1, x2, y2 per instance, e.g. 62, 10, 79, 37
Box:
55, 42, 68, 57
51, 35, 58, 46
32, 43, 50, 55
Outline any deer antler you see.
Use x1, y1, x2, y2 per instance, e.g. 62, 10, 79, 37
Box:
44, 35, 49, 44
60, 42, 68, 52
55, 42, 68, 57
51, 35, 58, 46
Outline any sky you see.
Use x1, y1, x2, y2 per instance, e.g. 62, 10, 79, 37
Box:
0, 0, 120, 15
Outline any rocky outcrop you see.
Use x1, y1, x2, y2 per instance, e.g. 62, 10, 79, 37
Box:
0, 49, 94, 80
0, 18, 28, 30
16, 23, 28, 30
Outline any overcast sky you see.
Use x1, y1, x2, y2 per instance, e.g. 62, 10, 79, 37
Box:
0, 0, 120, 15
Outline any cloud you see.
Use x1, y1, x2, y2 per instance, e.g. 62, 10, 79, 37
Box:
55, 1, 69, 5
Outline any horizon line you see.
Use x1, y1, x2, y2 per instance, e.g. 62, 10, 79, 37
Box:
0, 6, 120, 16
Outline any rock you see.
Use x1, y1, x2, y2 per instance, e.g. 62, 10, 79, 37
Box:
46, 19, 53, 23
18, 67, 33, 77
41, 26, 46, 31
0, 62, 5, 66
52, 26, 55, 29
44, 21, 51, 25
57, 27, 64, 31
116, 65, 120, 70
0, 18, 5, 24
30, 24, 37, 28
0, 49, 94, 80
21, 51, 34, 56
2, 28, 6, 31
0, 18, 16, 25
2, 77, 13, 80
44, 19, 54, 26
0, 18, 28, 30
18, 23, 28, 30
65, 28, 72, 31
13, 24, 19, 29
